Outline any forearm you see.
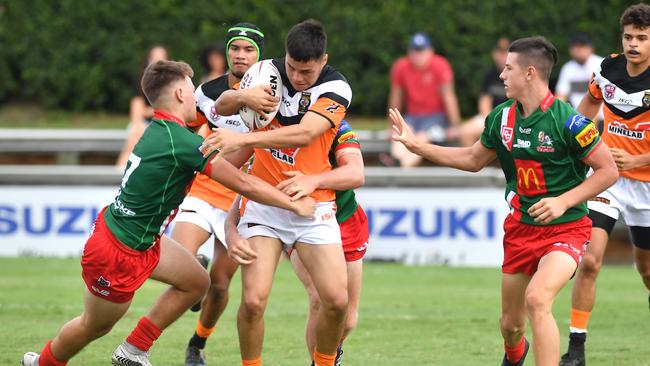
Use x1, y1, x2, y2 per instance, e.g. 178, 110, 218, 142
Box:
224, 195, 242, 238
409, 141, 482, 172
215, 90, 245, 116
313, 163, 364, 191
237, 174, 297, 212
558, 166, 618, 208
243, 125, 312, 148
576, 94, 602, 121
634, 151, 650, 167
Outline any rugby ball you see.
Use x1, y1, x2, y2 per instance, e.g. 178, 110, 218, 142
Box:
239, 59, 282, 130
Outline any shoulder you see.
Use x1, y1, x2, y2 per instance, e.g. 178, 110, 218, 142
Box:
431, 54, 451, 67
598, 53, 625, 76
391, 57, 410, 72
309, 65, 352, 107
196, 74, 230, 101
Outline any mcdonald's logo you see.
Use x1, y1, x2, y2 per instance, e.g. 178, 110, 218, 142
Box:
517, 168, 541, 190
514, 159, 547, 196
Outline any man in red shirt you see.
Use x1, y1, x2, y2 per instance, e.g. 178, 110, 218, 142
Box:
386, 32, 461, 167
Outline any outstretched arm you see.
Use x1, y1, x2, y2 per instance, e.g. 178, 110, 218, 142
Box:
390, 108, 496, 172
207, 156, 315, 217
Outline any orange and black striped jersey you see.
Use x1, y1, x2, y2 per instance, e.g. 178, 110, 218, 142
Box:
249, 58, 352, 202
187, 75, 250, 211
589, 54, 650, 181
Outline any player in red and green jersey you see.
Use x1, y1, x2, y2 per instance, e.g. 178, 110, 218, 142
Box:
280, 120, 368, 365
20, 60, 314, 366
390, 37, 618, 366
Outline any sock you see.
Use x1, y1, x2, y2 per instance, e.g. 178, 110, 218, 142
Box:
313, 350, 337, 366
567, 332, 587, 354
188, 321, 215, 349
126, 316, 162, 352
569, 308, 591, 332
242, 357, 261, 366
39, 340, 68, 366
504, 338, 526, 363
188, 332, 208, 350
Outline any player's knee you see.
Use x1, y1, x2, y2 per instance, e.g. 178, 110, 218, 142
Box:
81, 317, 115, 338
524, 288, 552, 316
239, 293, 268, 321
207, 275, 231, 302
579, 252, 603, 278
320, 290, 348, 316
499, 316, 525, 337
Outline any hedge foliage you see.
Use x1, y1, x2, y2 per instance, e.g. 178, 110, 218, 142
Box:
0, 0, 633, 116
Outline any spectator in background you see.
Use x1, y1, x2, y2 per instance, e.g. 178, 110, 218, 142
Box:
116, 45, 169, 167
385, 32, 461, 167
459, 37, 509, 147
199, 42, 227, 83
556, 33, 604, 109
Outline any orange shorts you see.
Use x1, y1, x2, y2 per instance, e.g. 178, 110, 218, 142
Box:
81, 209, 160, 303
502, 214, 590, 276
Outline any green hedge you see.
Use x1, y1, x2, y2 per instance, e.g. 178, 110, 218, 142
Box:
0, 0, 632, 116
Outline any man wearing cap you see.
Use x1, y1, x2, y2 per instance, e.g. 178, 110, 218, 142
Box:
556, 33, 604, 109
386, 32, 461, 167
167, 22, 273, 366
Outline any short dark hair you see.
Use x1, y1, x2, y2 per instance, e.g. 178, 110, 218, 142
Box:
620, 3, 650, 30
285, 19, 327, 61
508, 36, 558, 81
141, 60, 193, 105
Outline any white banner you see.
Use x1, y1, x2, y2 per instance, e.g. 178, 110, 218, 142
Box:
356, 188, 508, 266
0, 186, 510, 266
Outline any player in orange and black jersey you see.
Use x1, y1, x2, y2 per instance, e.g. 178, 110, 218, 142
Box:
202, 19, 351, 366
560, 4, 650, 366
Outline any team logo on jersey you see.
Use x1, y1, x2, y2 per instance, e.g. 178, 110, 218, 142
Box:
501, 126, 513, 144
536, 131, 555, 152
298, 92, 311, 114
604, 84, 616, 100
643, 91, 650, 108
267, 147, 300, 165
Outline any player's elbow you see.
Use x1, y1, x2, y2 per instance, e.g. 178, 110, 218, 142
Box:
351, 170, 365, 188
294, 126, 318, 147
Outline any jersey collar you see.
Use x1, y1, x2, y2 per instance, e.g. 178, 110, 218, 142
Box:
153, 110, 186, 127
540, 90, 555, 112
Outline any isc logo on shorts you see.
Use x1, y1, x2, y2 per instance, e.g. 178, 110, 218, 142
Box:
91, 285, 110, 297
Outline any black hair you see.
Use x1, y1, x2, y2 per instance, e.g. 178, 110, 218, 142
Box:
621, 3, 650, 30
285, 19, 327, 61
199, 43, 225, 73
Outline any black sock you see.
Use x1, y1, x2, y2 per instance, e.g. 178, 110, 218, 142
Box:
568, 332, 586, 354
188, 332, 208, 349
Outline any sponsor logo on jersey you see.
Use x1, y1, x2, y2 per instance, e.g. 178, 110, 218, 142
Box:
607, 121, 644, 139
337, 131, 357, 144
605, 84, 616, 100
325, 103, 341, 114
298, 92, 311, 114
519, 126, 532, 134
576, 122, 599, 147
643, 91, 650, 108
210, 105, 219, 120
513, 138, 530, 148
514, 159, 547, 196
267, 147, 300, 165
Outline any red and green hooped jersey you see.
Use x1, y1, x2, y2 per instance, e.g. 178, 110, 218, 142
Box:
330, 119, 361, 223
104, 111, 218, 250
480, 92, 601, 225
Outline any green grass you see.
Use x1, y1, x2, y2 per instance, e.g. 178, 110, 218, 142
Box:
0, 258, 648, 365
0, 104, 387, 130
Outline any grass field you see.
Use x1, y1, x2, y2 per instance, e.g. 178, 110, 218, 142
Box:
0, 258, 648, 366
